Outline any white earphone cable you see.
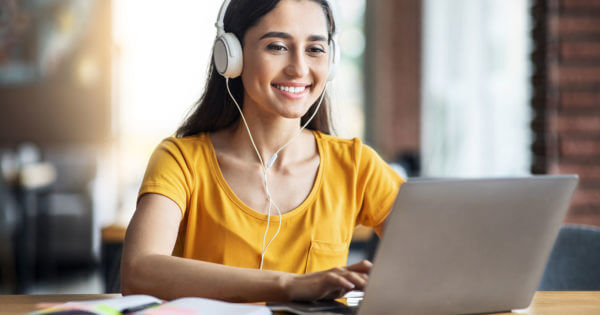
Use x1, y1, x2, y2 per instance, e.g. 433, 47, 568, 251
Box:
225, 78, 327, 269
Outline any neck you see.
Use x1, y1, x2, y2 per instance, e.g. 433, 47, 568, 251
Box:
219, 79, 326, 168
229, 109, 307, 168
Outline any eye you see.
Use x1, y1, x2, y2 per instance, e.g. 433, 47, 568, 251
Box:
307, 46, 326, 55
267, 43, 287, 52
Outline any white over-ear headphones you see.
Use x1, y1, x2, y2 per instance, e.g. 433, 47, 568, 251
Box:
213, 0, 340, 81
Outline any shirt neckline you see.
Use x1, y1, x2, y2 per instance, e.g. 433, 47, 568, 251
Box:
203, 130, 325, 221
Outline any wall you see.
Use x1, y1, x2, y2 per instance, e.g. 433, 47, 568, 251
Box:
365, 0, 422, 161
0, 1, 112, 147
532, 0, 600, 226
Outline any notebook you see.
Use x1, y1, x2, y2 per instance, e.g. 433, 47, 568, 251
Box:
29, 294, 271, 315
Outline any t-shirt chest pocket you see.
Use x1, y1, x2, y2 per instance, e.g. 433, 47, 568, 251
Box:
305, 240, 349, 273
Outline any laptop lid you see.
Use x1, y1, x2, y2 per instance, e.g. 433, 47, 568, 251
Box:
359, 175, 578, 315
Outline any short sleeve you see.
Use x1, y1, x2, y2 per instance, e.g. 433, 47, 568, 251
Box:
137, 138, 194, 215
355, 143, 405, 227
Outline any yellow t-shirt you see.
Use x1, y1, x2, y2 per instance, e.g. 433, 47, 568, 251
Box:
138, 130, 404, 274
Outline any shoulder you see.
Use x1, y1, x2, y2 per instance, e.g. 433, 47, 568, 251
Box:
148, 133, 213, 171
315, 131, 361, 152
156, 133, 211, 156
314, 131, 375, 167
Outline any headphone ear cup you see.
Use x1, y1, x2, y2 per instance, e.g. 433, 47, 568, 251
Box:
213, 33, 244, 78
327, 38, 340, 81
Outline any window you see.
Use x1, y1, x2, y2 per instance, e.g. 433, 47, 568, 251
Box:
421, 0, 532, 177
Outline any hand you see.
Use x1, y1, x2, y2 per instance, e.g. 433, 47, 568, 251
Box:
282, 260, 372, 301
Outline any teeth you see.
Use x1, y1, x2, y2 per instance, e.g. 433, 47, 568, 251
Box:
275, 85, 307, 94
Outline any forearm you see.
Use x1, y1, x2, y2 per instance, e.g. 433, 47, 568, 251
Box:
122, 254, 291, 302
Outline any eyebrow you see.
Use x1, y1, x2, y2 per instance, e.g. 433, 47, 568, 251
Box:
259, 31, 328, 42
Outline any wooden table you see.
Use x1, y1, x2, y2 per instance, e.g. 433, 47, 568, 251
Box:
1, 292, 599, 314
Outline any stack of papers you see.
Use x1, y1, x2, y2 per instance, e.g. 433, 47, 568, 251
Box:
29, 294, 271, 315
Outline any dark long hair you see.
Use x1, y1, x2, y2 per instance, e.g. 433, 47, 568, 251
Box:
176, 0, 335, 138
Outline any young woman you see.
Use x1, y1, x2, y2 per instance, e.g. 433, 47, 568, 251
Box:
121, 0, 403, 302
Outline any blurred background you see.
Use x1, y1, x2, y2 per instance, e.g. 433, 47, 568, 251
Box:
0, 0, 598, 295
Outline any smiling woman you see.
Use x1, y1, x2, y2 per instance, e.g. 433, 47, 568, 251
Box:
121, 0, 404, 303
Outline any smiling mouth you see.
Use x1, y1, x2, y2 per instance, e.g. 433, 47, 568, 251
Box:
272, 84, 311, 94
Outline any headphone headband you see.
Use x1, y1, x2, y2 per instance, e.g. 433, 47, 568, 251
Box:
216, 0, 338, 37
323, 0, 338, 38
215, 0, 232, 37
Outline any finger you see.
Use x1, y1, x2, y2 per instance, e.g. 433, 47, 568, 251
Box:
326, 271, 356, 291
329, 268, 367, 290
342, 271, 368, 290
345, 260, 373, 273
321, 273, 357, 300
347, 269, 369, 281
358, 272, 369, 282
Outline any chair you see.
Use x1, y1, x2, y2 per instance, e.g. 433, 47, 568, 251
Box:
538, 224, 600, 290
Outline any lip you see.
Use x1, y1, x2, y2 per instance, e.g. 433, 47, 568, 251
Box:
271, 83, 311, 100
272, 81, 311, 87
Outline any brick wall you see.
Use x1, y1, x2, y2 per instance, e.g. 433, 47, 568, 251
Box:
365, 0, 421, 161
532, 0, 600, 226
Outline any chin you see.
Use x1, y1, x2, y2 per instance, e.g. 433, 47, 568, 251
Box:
280, 111, 305, 120
272, 103, 313, 120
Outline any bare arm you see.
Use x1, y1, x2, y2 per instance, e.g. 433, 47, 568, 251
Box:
121, 194, 371, 302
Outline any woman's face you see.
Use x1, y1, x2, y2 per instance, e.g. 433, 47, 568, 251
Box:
241, 0, 330, 120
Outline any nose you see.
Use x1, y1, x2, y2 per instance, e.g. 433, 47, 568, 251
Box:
285, 49, 309, 78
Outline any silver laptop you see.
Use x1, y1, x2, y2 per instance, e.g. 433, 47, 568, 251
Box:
268, 175, 578, 314
359, 175, 578, 315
